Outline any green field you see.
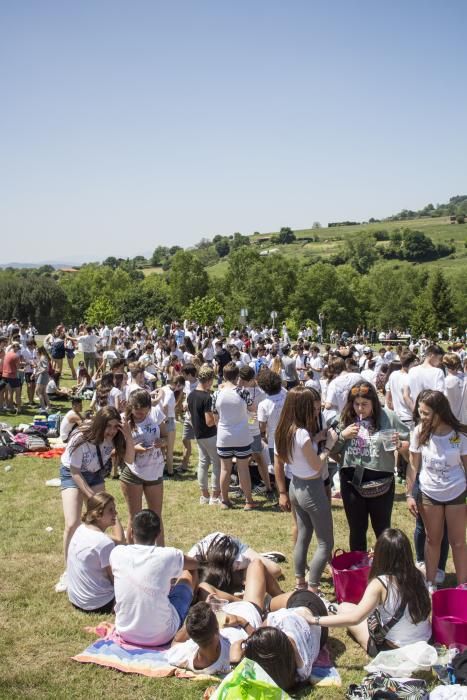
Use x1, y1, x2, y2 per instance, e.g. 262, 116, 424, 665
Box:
207, 217, 467, 280
0, 363, 455, 699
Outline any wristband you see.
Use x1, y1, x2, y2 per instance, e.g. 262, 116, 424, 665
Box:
406, 494, 413, 499
279, 491, 287, 496
314, 615, 321, 625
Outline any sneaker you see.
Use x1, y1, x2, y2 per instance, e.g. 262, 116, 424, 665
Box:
54, 571, 68, 593
209, 497, 222, 506
435, 569, 446, 585
199, 495, 210, 505
260, 551, 286, 563
253, 483, 268, 495
416, 561, 426, 577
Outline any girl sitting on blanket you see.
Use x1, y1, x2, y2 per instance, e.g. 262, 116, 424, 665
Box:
67, 492, 125, 614
306, 528, 431, 657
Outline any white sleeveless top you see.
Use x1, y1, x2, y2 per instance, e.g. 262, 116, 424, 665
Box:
377, 575, 431, 646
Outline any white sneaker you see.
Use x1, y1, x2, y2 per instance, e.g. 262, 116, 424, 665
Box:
199, 496, 210, 505
416, 561, 426, 577
54, 571, 68, 593
435, 569, 445, 585
209, 497, 222, 506
427, 582, 437, 595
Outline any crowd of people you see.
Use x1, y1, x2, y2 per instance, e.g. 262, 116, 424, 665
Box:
1, 316, 466, 693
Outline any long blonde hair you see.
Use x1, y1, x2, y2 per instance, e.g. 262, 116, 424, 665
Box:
82, 492, 114, 525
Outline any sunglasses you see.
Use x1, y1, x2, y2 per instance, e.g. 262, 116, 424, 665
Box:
350, 385, 370, 396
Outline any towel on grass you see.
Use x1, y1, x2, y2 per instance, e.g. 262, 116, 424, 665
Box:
73, 622, 341, 686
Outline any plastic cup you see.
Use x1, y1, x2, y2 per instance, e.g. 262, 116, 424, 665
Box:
380, 429, 397, 451
209, 596, 228, 628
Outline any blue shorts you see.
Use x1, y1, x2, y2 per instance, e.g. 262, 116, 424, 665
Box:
60, 465, 105, 490
168, 582, 193, 626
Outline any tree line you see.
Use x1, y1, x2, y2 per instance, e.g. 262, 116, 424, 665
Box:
0, 247, 465, 337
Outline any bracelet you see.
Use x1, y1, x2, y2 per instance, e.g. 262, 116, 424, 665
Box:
405, 494, 413, 499
314, 615, 321, 625
241, 621, 249, 630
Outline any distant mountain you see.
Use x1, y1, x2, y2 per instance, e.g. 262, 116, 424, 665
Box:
0, 261, 79, 269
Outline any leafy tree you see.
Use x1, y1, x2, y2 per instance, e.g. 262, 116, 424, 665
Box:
427, 269, 456, 328
169, 245, 183, 256
215, 239, 230, 258
102, 256, 119, 269
457, 215, 465, 224
311, 222, 322, 229
401, 229, 436, 261
118, 274, 173, 324
151, 246, 169, 266
344, 234, 378, 273
277, 227, 296, 244
168, 250, 209, 312
185, 295, 223, 326
231, 232, 250, 250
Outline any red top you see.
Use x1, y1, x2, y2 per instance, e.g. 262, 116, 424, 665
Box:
2, 351, 20, 378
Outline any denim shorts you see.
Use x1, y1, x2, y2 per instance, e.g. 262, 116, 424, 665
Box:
169, 581, 193, 626
166, 417, 176, 433
60, 465, 105, 490
250, 434, 263, 453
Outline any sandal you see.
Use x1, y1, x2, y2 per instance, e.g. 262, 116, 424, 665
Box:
220, 500, 233, 510
243, 502, 259, 511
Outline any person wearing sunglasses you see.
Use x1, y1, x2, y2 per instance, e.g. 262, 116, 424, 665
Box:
330, 381, 410, 551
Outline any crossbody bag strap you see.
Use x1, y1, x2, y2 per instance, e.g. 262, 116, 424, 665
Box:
95, 444, 105, 470
378, 578, 406, 634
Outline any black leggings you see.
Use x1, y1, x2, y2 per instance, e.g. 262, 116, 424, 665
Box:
340, 469, 395, 551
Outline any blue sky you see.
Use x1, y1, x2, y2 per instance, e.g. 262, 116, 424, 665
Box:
1, 0, 466, 263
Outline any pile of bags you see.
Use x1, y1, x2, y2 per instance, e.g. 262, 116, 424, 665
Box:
0, 413, 60, 458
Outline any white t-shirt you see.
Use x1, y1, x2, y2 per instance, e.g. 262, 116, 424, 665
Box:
62, 433, 114, 474
242, 385, 266, 437
407, 365, 445, 403
151, 403, 167, 425
360, 368, 376, 386
67, 524, 115, 610
266, 609, 321, 681
445, 373, 466, 422
167, 634, 232, 675
110, 544, 185, 646
388, 370, 412, 421
257, 388, 288, 449
161, 385, 176, 419
130, 414, 165, 480
108, 386, 123, 408
410, 426, 467, 501
326, 372, 362, 415
212, 387, 252, 448
60, 409, 80, 442
281, 428, 319, 479
80, 334, 99, 354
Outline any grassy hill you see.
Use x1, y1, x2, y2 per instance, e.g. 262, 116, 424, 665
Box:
207, 216, 467, 280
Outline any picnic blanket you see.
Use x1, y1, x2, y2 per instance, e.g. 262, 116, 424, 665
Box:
21, 448, 65, 458
73, 622, 341, 686
73, 622, 217, 681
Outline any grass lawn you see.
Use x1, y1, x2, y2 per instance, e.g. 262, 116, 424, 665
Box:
0, 365, 453, 699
